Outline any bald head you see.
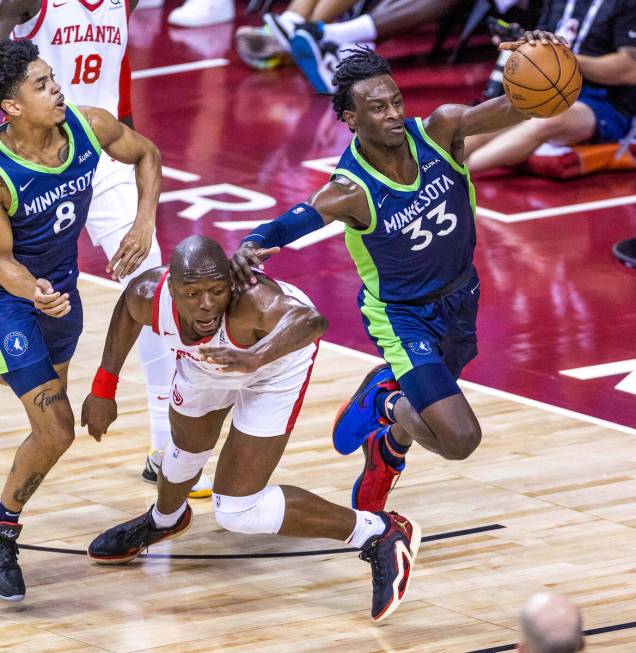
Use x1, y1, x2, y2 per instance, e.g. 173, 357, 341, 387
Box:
519, 592, 584, 653
169, 235, 230, 283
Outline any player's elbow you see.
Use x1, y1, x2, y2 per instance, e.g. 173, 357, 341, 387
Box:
307, 310, 328, 338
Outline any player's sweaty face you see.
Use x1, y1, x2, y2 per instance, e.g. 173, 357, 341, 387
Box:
172, 273, 232, 340
18, 59, 65, 126
351, 75, 405, 148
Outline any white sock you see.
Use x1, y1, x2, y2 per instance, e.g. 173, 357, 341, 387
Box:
280, 10, 304, 33
136, 326, 175, 452
346, 510, 386, 548
152, 502, 187, 529
323, 14, 377, 46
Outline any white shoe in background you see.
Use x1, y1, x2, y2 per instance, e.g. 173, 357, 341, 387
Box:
168, 0, 235, 27
136, 0, 165, 9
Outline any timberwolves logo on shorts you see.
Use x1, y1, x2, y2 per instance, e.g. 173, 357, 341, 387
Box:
408, 340, 432, 356
3, 331, 28, 357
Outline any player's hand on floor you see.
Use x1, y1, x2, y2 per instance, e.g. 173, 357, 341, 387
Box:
230, 242, 280, 292
34, 278, 71, 318
197, 346, 261, 373
106, 221, 154, 280
81, 394, 118, 441
500, 30, 568, 51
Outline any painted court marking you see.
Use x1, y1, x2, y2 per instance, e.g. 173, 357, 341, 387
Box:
131, 59, 229, 80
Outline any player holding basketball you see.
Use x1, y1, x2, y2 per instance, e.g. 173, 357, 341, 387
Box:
0, 0, 206, 496
82, 235, 421, 623
0, 38, 161, 601
231, 33, 564, 513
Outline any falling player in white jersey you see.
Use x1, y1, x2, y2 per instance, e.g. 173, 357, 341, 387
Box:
82, 235, 421, 623
0, 0, 212, 496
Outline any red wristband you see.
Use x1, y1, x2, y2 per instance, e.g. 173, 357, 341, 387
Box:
91, 367, 119, 399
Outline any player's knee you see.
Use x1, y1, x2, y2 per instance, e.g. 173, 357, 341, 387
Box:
530, 114, 568, 140
441, 423, 482, 460
213, 486, 285, 535
161, 443, 213, 484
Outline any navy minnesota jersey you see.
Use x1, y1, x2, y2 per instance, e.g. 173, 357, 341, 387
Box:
332, 117, 477, 303
0, 103, 101, 294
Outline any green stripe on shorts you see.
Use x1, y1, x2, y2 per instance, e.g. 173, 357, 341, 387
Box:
0, 350, 8, 375
360, 289, 413, 380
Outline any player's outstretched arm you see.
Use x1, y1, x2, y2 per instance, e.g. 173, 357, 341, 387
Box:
230, 177, 368, 290
424, 30, 567, 163
79, 106, 162, 280
0, 203, 70, 317
81, 269, 158, 441
199, 285, 327, 373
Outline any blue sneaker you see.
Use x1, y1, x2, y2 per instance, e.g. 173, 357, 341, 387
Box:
290, 23, 340, 94
332, 364, 399, 455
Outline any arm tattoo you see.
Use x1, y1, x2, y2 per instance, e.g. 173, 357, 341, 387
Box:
33, 388, 67, 412
12, 472, 44, 504
57, 142, 69, 164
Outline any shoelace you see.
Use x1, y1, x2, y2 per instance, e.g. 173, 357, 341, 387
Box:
0, 540, 19, 568
358, 540, 386, 587
115, 513, 154, 548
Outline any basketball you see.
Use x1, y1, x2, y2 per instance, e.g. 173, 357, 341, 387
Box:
503, 42, 582, 118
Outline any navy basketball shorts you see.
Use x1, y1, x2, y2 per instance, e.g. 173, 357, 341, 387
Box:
577, 86, 632, 143
0, 287, 83, 396
358, 268, 480, 413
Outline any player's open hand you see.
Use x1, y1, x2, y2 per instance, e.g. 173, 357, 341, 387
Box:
500, 30, 568, 51
81, 393, 118, 441
197, 346, 261, 373
230, 242, 280, 292
34, 278, 71, 318
106, 221, 154, 280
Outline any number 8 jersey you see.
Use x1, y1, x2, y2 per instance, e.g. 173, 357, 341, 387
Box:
12, 0, 131, 120
333, 117, 477, 303
0, 104, 100, 294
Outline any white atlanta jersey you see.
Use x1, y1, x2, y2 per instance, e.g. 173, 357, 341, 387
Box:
13, 0, 131, 119
151, 271, 318, 434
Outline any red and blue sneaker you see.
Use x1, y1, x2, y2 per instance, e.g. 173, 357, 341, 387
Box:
360, 511, 421, 622
352, 427, 404, 511
332, 364, 399, 455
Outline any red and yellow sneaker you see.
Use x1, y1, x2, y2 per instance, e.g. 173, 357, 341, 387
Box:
352, 427, 404, 512
359, 511, 421, 622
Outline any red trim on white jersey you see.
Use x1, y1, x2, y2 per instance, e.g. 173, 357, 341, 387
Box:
117, 51, 132, 120
78, 0, 105, 11
152, 269, 170, 334
285, 341, 319, 433
14, 0, 48, 40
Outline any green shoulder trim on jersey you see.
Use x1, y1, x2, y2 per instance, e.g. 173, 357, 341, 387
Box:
0, 351, 7, 375
415, 117, 477, 217
350, 130, 420, 192
360, 289, 413, 379
0, 121, 75, 175
334, 167, 380, 298
0, 165, 18, 217
67, 103, 102, 156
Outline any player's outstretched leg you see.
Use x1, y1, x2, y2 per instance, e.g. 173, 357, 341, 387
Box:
332, 364, 401, 454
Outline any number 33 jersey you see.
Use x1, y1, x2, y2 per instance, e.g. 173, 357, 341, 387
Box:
333, 117, 477, 304
13, 0, 130, 119
0, 104, 100, 294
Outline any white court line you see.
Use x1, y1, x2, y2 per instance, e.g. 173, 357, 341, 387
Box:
77, 273, 636, 437
131, 59, 229, 80
504, 194, 636, 222
161, 166, 201, 183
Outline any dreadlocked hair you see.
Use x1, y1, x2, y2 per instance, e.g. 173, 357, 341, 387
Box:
0, 38, 39, 102
332, 46, 391, 124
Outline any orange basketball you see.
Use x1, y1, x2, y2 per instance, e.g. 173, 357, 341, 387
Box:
503, 42, 582, 118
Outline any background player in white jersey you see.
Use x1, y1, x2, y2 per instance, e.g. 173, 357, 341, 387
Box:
0, 0, 208, 495
81, 235, 421, 623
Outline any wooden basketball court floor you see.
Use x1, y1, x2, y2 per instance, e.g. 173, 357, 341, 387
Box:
1, 276, 636, 652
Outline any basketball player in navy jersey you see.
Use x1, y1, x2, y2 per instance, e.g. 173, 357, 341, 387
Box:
0, 39, 161, 601
232, 35, 563, 513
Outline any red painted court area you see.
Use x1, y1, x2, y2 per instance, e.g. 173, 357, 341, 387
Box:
78, 2, 636, 429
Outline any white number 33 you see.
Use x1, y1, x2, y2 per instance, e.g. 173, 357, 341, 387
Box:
401, 200, 457, 251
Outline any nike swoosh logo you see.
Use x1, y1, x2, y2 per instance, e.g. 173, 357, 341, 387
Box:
163, 331, 176, 336
19, 178, 35, 192
53, 1, 67, 6
378, 193, 389, 209
156, 395, 170, 401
